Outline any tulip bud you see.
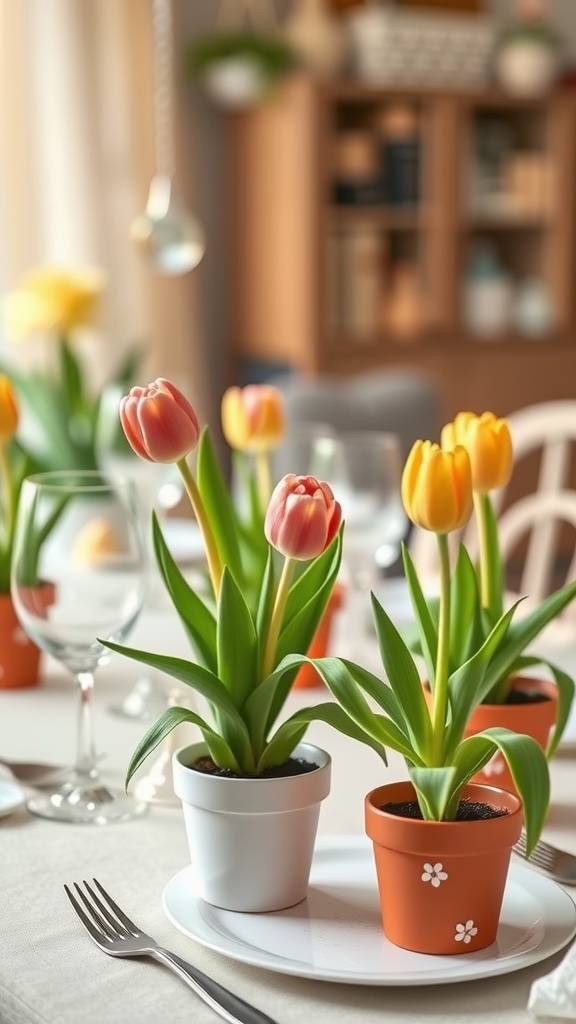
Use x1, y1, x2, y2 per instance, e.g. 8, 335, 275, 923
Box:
221, 385, 285, 453
0, 375, 18, 441
402, 440, 473, 534
120, 377, 200, 464
441, 411, 513, 494
265, 474, 342, 560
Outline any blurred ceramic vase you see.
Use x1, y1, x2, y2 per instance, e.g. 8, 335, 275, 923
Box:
283, 0, 348, 77
496, 40, 559, 95
464, 245, 513, 338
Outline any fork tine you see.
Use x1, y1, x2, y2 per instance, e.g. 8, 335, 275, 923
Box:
63, 884, 108, 945
93, 878, 140, 935
82, 880, 130, 937
73, 883, 119, 940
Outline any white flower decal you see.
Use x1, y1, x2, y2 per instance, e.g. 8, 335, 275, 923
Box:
421, 862, 448, 887
455, 920, 478, 944
482, 753, 505, 777
12, 627, 29, 646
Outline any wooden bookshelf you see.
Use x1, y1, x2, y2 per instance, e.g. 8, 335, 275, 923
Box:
227, 75, 576, 419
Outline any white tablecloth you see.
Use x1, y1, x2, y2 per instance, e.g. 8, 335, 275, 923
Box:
0, 589, 575, 1024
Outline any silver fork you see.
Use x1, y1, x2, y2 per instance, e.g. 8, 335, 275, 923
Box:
513, 830, 576, 885
64, 879, 277, 1024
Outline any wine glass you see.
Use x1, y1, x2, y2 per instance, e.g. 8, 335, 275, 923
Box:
11, 470, 148, 823
309, 430, 408, 655
95, 382, 184, 720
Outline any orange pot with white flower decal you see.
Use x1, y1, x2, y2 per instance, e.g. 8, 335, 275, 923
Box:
365, 780, 522, 954
0, 585, 54, 689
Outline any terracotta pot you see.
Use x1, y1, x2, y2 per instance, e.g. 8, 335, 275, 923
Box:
172, 741, 331, 912
365, 780, 522, 954
0, 584, 54, 689
464, 677, 558, 794
293, 581, 345, 689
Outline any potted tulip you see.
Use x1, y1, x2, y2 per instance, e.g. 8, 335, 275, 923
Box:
427, 411, 576, 792
0, 376, 62, 688
102, 378, 379, 913
220, 383, 344, 688
284, 437, 552, 954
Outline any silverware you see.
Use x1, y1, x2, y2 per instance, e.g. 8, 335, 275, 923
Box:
0, 753, 106, 788
64, 879, 277, 1024
0, 759, 73, 787
513, 830, 576, 885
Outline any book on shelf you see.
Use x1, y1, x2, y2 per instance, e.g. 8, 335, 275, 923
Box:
326, 226, 385, 340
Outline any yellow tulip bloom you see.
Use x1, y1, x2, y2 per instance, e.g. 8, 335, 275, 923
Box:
441, 410, 512, 494
3, 266, 105, 340
0, 375, 18, 441
402, 439, 473, 534
221, 385, 285, 453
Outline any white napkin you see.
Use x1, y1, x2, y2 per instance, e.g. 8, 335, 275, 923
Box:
529, 939, 576, 1019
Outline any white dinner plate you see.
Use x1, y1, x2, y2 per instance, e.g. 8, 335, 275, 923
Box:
0, 779, 26, 818
162, 835, 576, 986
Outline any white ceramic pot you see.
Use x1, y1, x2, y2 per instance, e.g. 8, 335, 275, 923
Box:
173, 741, 331, 912
496, 41, 558, 97
201, 58, 269, 109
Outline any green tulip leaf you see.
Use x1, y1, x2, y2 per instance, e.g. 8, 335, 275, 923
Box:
152, 512, 217, 672
217, 567, 259, 707
402, 543, 438, 686
100, 639, 254, 768
196, 428, 245, 585
453, 729, 550, 854
370, 593, 433, 755
125, 705, 238, 788
510, 655, 575, 758
408, 766, 458, 820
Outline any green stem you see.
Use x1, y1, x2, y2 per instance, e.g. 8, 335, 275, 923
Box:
262, 556, 295, 678
431, 532, 451, 765
255, 450, 272, 516
176, 456, 223, 597
475, 492, 490, 611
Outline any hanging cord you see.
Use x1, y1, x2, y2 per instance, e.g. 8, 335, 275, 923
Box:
216, 0, 278, 33
152, 0, 176, 179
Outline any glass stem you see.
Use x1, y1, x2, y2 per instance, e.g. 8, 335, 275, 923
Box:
75, 671, 99, 781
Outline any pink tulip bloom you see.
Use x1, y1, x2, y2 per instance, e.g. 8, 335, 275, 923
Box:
120, 377, 200, 464
265, 474, 342, 561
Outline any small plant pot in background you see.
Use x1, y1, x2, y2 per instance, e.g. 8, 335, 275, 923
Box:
0, 585, 55, 690
293, 581, 345, 689
365, 780, 522, 954
464, 677, 558, 793
172, 741, 331, 912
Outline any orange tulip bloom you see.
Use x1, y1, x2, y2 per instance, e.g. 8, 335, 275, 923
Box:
221, 385, 285, 453
0, 375, 18, 441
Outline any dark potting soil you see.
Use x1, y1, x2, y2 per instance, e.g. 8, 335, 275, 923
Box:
192, 756, 320, 779
381, 799, 509, 821
505, 689, 549, 705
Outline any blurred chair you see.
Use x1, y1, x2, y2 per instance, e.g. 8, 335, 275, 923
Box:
409, 399, 576, 641
269, 368, 442, 481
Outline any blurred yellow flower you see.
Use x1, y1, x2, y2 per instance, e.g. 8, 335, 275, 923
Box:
3, 266, 105, 340
441, 411, 513, 494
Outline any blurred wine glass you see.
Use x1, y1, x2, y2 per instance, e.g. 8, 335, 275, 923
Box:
95, 382, 184, 720
308, 430, 408, 655
11, 470, 148, 823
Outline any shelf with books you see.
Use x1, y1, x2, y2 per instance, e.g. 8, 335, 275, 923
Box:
228, 75, 576, 414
